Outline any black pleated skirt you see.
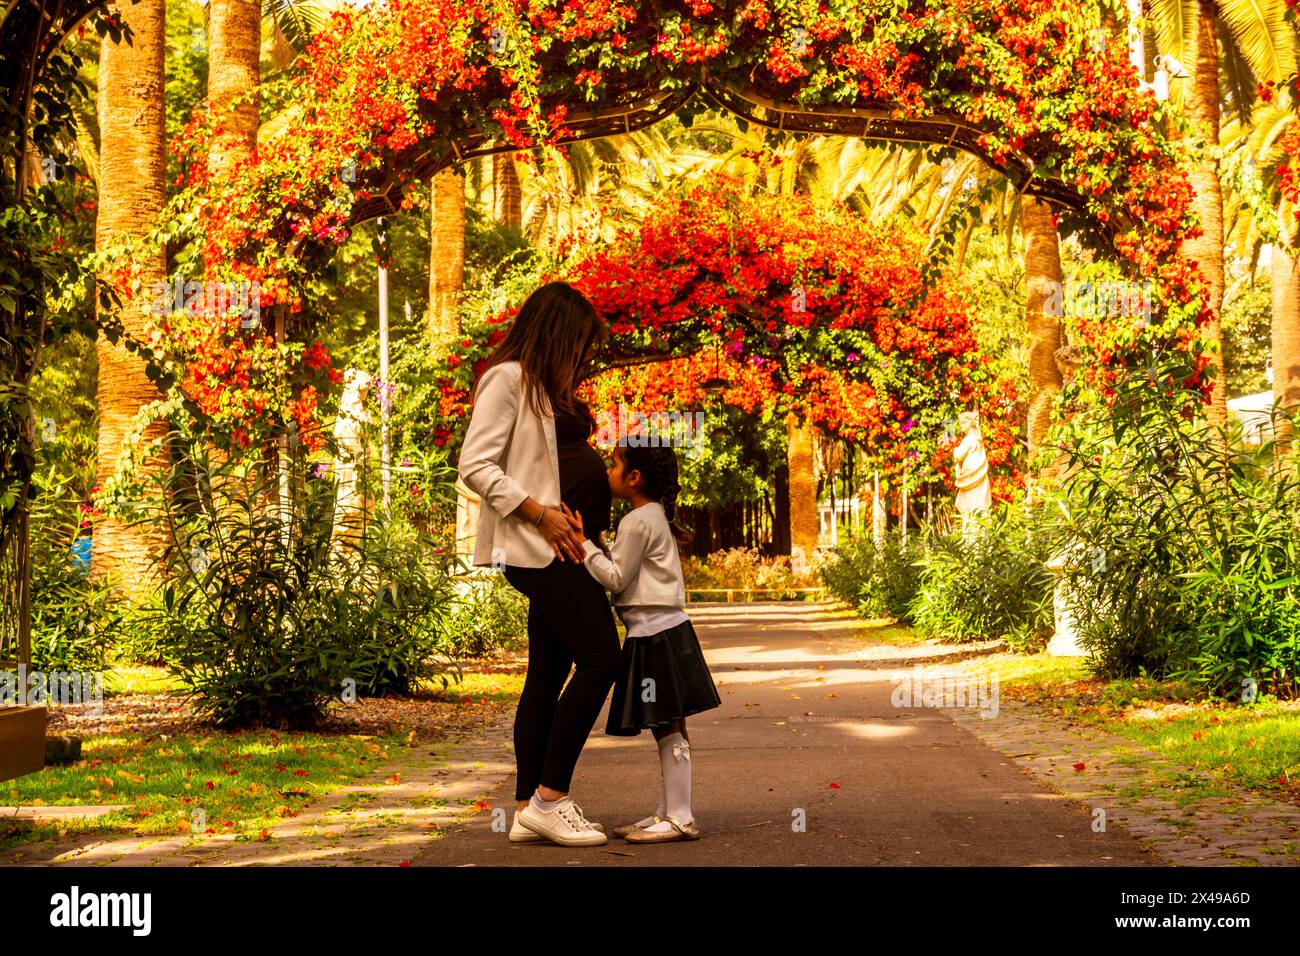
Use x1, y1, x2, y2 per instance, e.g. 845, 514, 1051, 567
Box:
605, 617, 722, 736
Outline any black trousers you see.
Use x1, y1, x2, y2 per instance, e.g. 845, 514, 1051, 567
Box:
503, 558, 621, 800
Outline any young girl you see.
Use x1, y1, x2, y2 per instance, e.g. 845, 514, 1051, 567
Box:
561, 441, 721, 843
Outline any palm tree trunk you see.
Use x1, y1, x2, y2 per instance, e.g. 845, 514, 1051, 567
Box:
1184, 0, 1230, 431
786, 413, 818, 561
1022, 197, 1064, 458
92, 0, 168, 585
492, 153, 522, 228
428, 168, 465, 344
1271, 245, 1300, 451
208, 0, 261, 178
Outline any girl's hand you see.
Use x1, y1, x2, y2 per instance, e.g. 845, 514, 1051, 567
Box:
537, 505, 585, 562
561, 502, 584, 537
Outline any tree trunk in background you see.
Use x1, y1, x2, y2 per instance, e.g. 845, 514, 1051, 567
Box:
93, 0, 167, 586
772, 461, 791, 555
429, 168, 465, 343
786, 414, 818, 560
1022, 197, 1064, 459
1271, 246, 1300, 452
1183, 0, 1229, 431
207, 0, 261, 178
492, 153, 522, 228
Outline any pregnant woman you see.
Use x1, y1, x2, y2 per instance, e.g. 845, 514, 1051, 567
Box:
457, 281, 620, 847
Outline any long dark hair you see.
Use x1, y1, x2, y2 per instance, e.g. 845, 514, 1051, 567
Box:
621, 443, 694, 547
479, 281, 607, 418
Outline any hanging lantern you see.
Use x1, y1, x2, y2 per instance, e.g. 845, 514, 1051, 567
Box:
701, 336, 730, 397
1152, 63, 1169, 102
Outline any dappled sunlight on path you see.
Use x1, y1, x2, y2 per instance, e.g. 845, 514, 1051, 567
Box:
414, 600, 1158, 867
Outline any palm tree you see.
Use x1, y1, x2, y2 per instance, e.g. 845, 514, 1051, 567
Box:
208, 0, 262, 178
1022, 197, 1065, 457
517, 126, 700, 247
1201, 116, 1300, 460
1216, 86, 1299, 450
428, 168, 465, 344
264, 0, 324, 68
1270, 243, 1300, 446
492, 153, 522, 228
1147, 0, 1296, 431
93, 0, 168, 585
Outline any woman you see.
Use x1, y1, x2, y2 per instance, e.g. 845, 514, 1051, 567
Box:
457, 280, 619, 847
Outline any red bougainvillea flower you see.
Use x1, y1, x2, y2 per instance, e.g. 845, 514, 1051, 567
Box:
117, 0, 1207, 453
426, 176, 1023, 494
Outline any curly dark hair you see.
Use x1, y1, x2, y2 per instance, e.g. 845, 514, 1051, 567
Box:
620, 442, 694, 546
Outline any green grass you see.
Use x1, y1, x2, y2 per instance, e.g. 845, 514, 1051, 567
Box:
845, 618, 932, 645
968, 652, 1091, 688
1, 658, 524, 854
104, 665, 180, 695
1, 729, 406, 852
420, 670, 524, 703
1108, 705, 1300, 795
845, 622, 1300, 806
990, 652, 1300, 804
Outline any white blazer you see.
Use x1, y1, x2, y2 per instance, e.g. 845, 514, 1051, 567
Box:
457, 360, 563, 568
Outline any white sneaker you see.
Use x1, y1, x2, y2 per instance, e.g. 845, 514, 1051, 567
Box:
509, 812, 544, 843
569, 803, 605, 834
516, 797, 608, 846
508, 808, 604, 842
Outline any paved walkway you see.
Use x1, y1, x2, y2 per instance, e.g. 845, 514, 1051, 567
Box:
413, 602, 1159, 866
10, 601, 1295, 867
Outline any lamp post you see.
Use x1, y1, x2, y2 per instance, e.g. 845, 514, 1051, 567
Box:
900, 470, 908, 547
377, 219, 391, 511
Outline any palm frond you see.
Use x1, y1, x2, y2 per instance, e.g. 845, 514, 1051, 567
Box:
69, 90, 99, 185
1217, 0, 1295, 85
263, 0, 325, 55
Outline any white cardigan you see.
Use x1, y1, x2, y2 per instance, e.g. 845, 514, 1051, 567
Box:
457, 360, 564, 569
581, 502, 687, 612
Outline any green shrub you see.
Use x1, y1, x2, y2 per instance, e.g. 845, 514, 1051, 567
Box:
27, 467, 118, 672
754, 559, 795, 595
1057, 362, 1300, 696
821, 531, 922, 620
133, 432, 459, 729
702, 547, 762, 589
443, 571, 528, 658
682, 547, 814, 597
909, 508, 1053, 651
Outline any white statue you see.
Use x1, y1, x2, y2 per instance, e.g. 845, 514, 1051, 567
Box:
332, 368, 373, 540
952, 410, 991, 537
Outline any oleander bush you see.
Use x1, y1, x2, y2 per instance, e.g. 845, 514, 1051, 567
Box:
823, 507, 1053, 652
27, 468, 118, 673
443, 571, 529, 658
1056, 362, 1300, 696
130, 430, 460, 729
909, 510, 1054, 652
821, 531, 922, 620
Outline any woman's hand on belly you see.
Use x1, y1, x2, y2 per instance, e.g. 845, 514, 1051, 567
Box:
532, 501, 586, 562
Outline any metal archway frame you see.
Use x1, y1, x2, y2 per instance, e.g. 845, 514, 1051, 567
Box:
347, 72, 1095, 230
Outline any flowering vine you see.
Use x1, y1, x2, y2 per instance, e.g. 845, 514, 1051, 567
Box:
106, 0, 1209, 448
